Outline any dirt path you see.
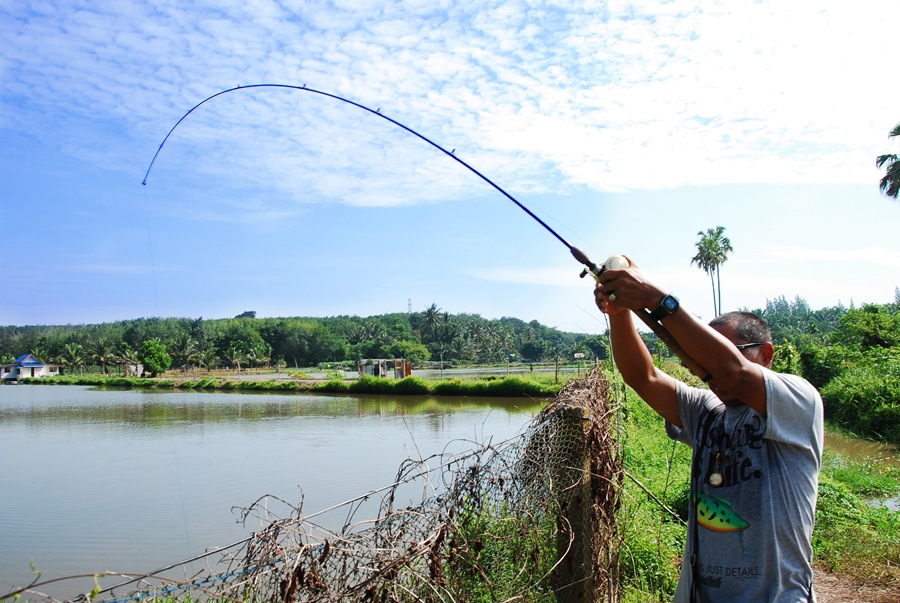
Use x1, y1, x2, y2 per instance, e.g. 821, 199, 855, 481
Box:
815, 569, 899, 602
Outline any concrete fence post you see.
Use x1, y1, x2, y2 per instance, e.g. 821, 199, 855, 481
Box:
551, 406, 595, 603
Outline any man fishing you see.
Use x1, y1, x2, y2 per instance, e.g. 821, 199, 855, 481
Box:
594, 256, 823, 602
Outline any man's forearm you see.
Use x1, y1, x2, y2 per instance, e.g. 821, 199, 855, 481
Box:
654, 306, 740, 381
609, 312, 657, 388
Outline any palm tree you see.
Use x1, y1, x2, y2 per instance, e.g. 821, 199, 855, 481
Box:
712, 230, 734, 315
423, 303, 442, 344
877, 122, 900, 201
223, 343, 247, 372
200, 348, 219, 372
118, 343, 141, 376
692, 226, 733, 316
691, 234, 719, 316
61, 342, 86, 375
171, 333, 199, 371
248, 341, 272, 371
92, 338, 116, 375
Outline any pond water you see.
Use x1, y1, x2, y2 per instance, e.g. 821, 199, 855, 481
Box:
0, 385, 544, 599
824, 430, 900, 511
824, 431, 900, 469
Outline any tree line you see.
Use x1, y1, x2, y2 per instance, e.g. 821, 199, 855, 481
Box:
0, 306, 609, 377
756, 294, 900, 442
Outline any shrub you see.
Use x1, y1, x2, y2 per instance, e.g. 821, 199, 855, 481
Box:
821, 349, 900, 442
798, 342, 857, 389
314, 379, 349, 393
348, 376, 396, 395
431, 378, 466, 396
393, 376, 430, 395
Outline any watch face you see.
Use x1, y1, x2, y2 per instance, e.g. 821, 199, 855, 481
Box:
663, 295, 679, 312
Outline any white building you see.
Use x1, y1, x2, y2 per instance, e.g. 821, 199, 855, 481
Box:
1, 353, 61, 381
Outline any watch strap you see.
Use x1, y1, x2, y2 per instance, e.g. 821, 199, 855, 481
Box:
649, 294, 679, 321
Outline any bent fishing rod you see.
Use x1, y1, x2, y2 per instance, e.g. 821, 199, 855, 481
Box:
142, 83, 709, 379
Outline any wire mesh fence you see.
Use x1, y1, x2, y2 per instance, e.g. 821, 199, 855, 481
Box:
7, 369, 622, 603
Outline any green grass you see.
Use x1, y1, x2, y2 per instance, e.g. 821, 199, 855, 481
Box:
616, 389, 689, 600
812, 452, 900, 586
442, 502, 557, 602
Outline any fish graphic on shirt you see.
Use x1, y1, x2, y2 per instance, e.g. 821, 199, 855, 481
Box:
696, 492, 750, 532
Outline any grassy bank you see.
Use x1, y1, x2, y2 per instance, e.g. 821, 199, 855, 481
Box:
16, 373, 565, 398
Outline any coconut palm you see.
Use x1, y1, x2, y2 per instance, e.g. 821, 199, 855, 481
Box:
170, 333, 199, 370
877, 122, 900, 200
692, 226, 734, 316
200, 348, 220, 372
92, 337, 116, 375
223, 343, 247, 372
422, 303, 443, 344
61, 342, 86, 375
691, 234, 719, 316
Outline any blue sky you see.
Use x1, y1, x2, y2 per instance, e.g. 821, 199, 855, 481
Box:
2, 0, 899, 334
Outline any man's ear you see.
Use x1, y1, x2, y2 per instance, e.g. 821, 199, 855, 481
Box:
761, 342, 775, 369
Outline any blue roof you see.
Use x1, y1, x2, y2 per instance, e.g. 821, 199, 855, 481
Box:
13, 353, 46, 367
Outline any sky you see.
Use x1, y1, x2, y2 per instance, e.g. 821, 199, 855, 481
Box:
2, 0, 899, 335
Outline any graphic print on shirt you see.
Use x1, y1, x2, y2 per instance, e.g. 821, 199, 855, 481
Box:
701, 412, 767, 488
696, 492, 750, 532
694, 410, 765, 533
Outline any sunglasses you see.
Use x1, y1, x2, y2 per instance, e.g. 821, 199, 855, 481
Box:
735, 342, 766, 350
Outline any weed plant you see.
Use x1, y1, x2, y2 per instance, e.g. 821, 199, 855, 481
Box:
443, 502, 557, 602
820, 348, 900, 442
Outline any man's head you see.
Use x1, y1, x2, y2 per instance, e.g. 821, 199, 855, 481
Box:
709, 311, 775, 369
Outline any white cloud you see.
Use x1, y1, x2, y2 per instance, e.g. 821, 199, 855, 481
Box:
3, 0, 899, 210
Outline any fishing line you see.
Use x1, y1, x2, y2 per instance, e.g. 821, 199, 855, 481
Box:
141, 83, 608, 279
140, 187, 160, 316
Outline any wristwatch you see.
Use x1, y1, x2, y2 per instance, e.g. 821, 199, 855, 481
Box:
649, 294, 680, 321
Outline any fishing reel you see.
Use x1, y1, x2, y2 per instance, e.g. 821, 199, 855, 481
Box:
573, 249, 629, 283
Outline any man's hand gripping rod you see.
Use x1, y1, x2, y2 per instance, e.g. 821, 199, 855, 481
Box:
571, 247, 712, 382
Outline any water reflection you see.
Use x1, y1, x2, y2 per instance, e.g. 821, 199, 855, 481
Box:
0, 388, 537, 425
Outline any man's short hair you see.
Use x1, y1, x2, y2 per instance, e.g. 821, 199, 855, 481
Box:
709, 311, 772, 344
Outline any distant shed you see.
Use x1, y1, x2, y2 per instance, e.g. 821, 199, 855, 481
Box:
358, 358, 411, 379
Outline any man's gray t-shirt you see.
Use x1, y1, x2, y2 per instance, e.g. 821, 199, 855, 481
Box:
668, 366, 824, 602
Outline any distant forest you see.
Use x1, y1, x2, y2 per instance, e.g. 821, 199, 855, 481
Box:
0, 295, 895, 377
0, 304, 608, 373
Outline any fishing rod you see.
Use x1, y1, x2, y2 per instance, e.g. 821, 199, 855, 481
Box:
142, 83, 708, 379
141, 85, 607, 268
